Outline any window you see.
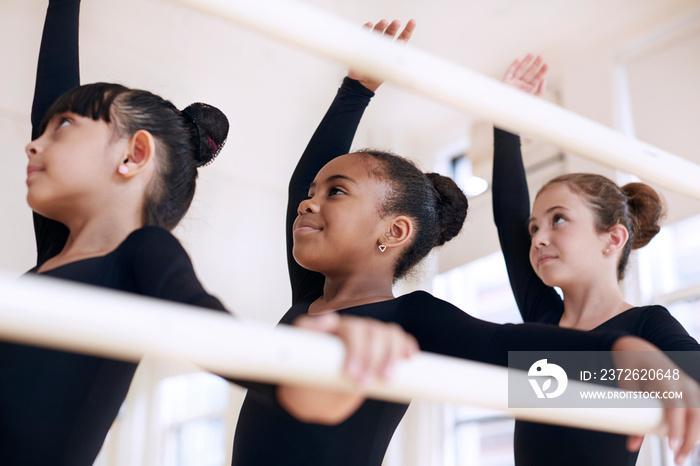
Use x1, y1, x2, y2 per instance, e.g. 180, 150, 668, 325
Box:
639, 213, 700, 338
433, 252, 521, 325
434, 252, 520, 465
451, 154, 489, 198
157, 373, 230, 466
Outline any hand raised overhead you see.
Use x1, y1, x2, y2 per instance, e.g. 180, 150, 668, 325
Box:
348, 19, 416, 92
502, 53, 548, 96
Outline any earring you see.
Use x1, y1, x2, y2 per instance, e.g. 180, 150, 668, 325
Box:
118, 165, 129, 175
378, 242, 387, 253
604, 248, 610, 254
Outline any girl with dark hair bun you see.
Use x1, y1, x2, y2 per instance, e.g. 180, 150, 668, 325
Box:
492, 54, 700, 465
35, 83, 229, 237
231, 22, 700, 466
0, 1, 234, 464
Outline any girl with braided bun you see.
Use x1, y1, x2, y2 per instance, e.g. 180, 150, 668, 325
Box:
0, 1, 235, 464
492, 54, 700, 465
232, 21, 700, 466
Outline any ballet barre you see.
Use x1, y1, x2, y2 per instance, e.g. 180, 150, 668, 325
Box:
0, 271, 663, 436
172, 0, 700, 200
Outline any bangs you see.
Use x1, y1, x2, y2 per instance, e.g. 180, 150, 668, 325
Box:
39, 82, 130, 134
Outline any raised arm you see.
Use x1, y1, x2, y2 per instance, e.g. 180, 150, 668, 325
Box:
492, 54, 563, 323
286, 19, 415, 304
286, 78, 375, 303
31, 0, 81, 266
32, 0, 81, 136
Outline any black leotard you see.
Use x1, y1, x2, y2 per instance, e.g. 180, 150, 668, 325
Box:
0, 2, 229, 464
230, 78, 625, 466
0, 228, 228, 465
492, 127, 700, 465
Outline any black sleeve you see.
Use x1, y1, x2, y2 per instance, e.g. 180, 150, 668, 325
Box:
129, 228, 229, 312
32, 0, 81, 137
398, 292, 621, 368
31, 0, 81, 267
491, 127, 564, 323
127, 228, 277, 393
639, 307, 700, 383
287, 77, 374, 304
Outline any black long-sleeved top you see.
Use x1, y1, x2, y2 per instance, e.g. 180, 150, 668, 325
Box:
231, 79, 625, 466
492, 127, 700, 465
0, 228, 229, 465
0, 2, 229, 464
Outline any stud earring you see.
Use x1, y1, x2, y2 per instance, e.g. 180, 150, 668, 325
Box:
378, 243, 387, 253
604, 248, 610, 254
118, 165, 129, 175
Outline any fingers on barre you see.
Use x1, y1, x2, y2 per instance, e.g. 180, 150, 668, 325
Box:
294, 313, 419, 387
363, 18, 417, 44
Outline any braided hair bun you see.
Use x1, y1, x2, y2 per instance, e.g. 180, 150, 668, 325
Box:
426, 173, 469, 246
182, 103, 229, 167
621, 182, 665, 249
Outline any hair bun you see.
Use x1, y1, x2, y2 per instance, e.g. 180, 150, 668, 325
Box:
181, 103, 229, 167
621, 182, 665, 249
425, 173, 468, 245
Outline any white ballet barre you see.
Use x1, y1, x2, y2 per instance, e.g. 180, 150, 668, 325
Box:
0, 271, 663, 436
171, 0, 700, 200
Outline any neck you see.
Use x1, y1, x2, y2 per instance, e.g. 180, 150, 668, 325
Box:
39, 205, 144, 272
309, 271, 396, 315
559, 280, 632, 330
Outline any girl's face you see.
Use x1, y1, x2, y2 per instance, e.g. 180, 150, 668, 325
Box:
292, 153, 391, 274
528, 183, 610, 288
25, 112, 125, 221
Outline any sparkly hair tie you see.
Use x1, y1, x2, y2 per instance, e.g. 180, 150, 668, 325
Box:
206, 135, 218, 152
201, 134, 225, 167
181, 107, 225, 167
